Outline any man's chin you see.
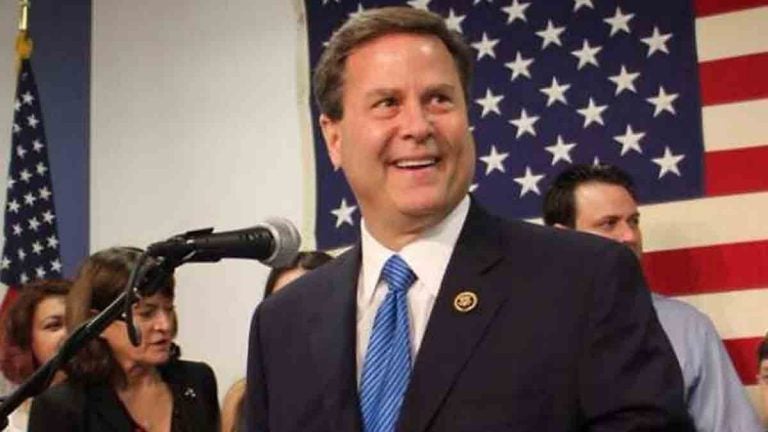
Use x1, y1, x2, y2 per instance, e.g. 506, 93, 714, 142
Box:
394, 198, 457, 224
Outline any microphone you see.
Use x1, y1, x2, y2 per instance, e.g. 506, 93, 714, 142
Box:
146, 218, 301, 267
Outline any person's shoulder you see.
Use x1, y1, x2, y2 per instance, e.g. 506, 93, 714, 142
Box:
163, 360, 220, 429
165, 359, 216, 382
164, 359, 219, 406
29, 380, 86, 425
489, 212, 624, 259
652, 294, 717, 334
222, 378, 246, 406
651, 295, 726, 360
33, 380, 85, 406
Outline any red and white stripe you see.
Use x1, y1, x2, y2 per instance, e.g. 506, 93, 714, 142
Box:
642, 0, 768, 412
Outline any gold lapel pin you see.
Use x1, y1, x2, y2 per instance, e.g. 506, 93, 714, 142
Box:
453, 291, 478, 313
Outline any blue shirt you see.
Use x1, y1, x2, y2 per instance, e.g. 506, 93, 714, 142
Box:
653, 294, 763, 431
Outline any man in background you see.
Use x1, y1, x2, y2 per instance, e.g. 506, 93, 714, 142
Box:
246, 7, 691, 431
543, 163, 762, 431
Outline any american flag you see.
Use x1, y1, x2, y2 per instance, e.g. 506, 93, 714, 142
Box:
303, 0, 768, 406
0, 58, 63, 311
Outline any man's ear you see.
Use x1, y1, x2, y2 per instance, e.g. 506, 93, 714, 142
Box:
320, 114, 342, 171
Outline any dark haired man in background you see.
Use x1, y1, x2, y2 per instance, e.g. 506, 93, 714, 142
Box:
543, 163, 762, 431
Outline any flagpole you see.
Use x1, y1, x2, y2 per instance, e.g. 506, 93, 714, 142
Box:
16, 0, 33, 70
18, 0, 29, 31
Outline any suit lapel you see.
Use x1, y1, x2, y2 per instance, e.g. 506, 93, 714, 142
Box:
307, 245, 363, 432
398, 203, 508, 432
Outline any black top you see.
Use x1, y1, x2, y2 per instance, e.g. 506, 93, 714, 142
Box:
29, 360, 219, 432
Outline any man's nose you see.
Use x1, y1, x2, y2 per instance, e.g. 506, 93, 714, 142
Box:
617, 223, 639, 245
400, 101, 434, 143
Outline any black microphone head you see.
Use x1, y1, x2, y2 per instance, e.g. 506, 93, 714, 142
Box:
259, 218, 301, 267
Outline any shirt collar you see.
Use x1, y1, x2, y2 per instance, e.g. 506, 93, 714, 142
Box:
359, 195, 471, 306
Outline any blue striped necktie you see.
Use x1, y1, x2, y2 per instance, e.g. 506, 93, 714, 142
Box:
359, 254, 417, 432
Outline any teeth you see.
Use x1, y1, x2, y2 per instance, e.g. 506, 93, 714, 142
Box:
396, 158, 436, 168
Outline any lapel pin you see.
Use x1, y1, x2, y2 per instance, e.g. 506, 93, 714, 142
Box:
453, 291, 478, 313
183, 387, 197, 399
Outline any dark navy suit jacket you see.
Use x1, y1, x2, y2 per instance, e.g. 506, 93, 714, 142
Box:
246, 202, 691, 431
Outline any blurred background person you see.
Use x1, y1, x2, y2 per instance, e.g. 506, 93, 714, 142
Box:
28, 246, 219, 431
220, 250, 332, 432
0, 279, 71, 431
757, 335, 768, 426
543, 163, 762, 431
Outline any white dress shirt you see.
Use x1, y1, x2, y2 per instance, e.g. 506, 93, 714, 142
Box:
356, 196, 470, 384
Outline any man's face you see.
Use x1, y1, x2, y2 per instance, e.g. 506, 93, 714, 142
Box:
572, 181, 643, 258
320, 33, 474, 238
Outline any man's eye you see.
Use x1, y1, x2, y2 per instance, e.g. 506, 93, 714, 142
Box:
373, 97, 396, 108
599, 220, 617, 229
431, 94, 450, 103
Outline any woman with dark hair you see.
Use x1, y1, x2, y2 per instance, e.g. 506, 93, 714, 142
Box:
28, 247, 219, 432
220, 250, 332, 432
0, 279, 71, 431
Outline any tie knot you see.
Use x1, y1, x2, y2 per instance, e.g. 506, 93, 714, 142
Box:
381, 255, 416, 293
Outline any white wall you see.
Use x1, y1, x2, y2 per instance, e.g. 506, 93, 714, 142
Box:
0, 0, 17, 226
0, 3, 17, 396
89, 0, 311, 398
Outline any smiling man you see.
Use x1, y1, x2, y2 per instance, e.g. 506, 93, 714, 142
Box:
246, 7, 691, 431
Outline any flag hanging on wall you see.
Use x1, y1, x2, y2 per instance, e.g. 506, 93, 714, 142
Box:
0, 54, 63, 313
301, 0, 768, 401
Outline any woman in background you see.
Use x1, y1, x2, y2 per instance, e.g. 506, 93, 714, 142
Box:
29, 246, 219, 432
220, 250, 332, 432
0, 279, 71, 431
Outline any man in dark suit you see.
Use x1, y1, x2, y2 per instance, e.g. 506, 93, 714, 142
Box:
246, 7, 691, 431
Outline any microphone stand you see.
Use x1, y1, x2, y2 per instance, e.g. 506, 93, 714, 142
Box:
0, 252, 182, 428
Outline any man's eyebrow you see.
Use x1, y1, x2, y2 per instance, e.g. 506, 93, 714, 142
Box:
362, 83, 458, 97
424, 83, 457, 93
595, 215, 621, 223
363, 88, 398, 99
